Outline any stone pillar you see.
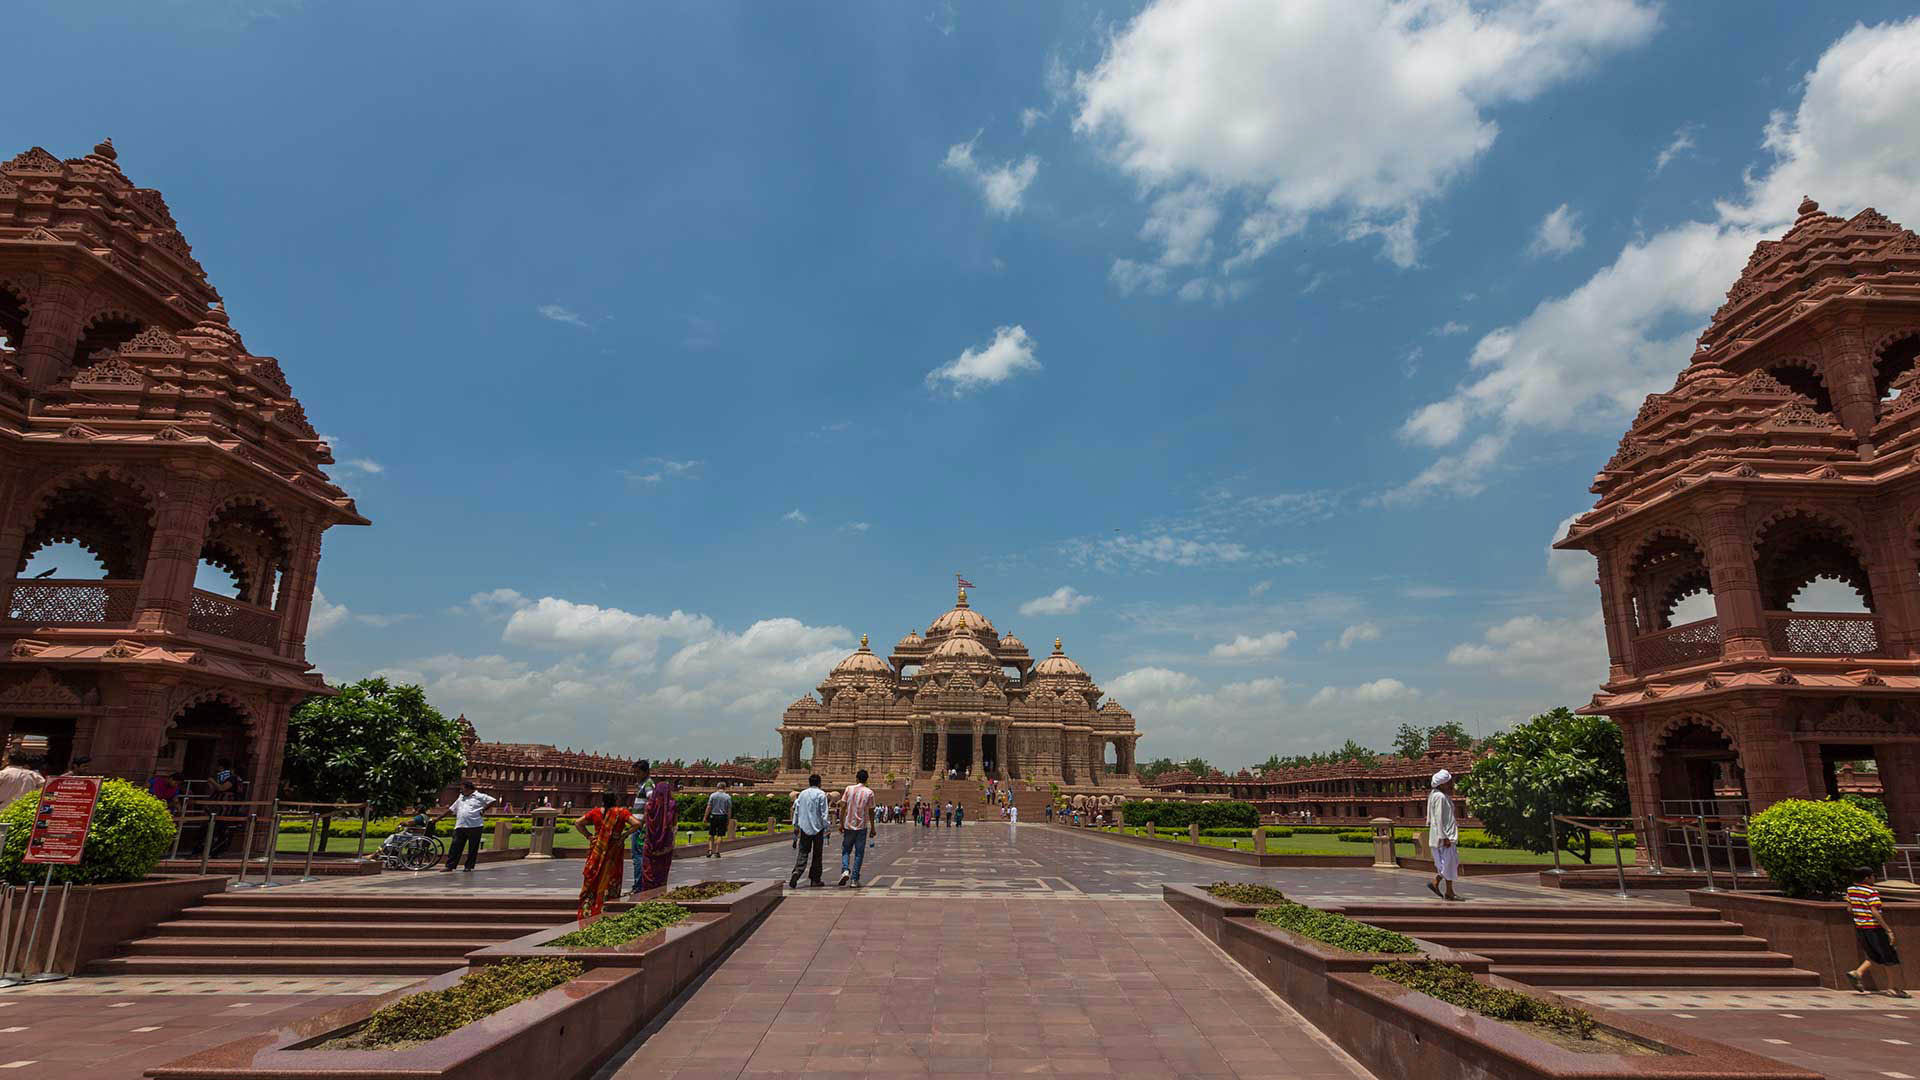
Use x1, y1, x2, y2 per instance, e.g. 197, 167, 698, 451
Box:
1874, 742, 1920, 843
727, 815, 738, 839
1730, 703, 1807, 814
275, 522, 324, 661
1188, 822, 1200, 844
91, 676, 173, 783
1595, 548, 1633, 682
15, 275, 88, 391
527, 807, 559, 858
970, 724, 982, 780
133, 464, 221, 634
1702, 499, 1768, 660
0, 458, 34, 578
1867, 506, 1920, 658
491, 817, 512, 851
1816, 321, 1880, 448
933, 720, 949, 775
1370, 817, 1398, 868
1253, 826, 1266, 855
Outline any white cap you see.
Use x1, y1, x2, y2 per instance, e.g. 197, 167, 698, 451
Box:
1431, 769, 1453, 787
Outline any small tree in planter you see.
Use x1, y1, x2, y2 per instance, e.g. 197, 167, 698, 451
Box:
0, 779, 175, 885
1748, 798, 1895, 899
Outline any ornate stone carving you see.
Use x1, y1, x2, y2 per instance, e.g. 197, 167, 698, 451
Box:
3, 148, 63, 173
72, 356, 144, 387
0, 668, 93, 709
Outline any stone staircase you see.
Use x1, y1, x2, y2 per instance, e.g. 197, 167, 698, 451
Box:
88, 890, 583, 977
1335, 902, 1821, 988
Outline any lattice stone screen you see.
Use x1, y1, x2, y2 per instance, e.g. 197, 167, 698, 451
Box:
1632, 617, 1722, 670
2, 580, 141, 624
187, 588, 280, 647
1765, 612, 1883, 657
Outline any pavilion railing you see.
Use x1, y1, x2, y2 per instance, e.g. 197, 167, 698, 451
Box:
187, 588, 281, 648
1764, 611, 1884, 657
1, 578, 141, 625
1631, 616, 1721, 671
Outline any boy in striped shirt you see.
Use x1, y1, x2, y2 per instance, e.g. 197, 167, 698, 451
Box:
1846, 867, 1907, 997
838, 769, 875, 888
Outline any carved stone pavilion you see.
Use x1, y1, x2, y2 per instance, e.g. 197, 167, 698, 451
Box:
1555, 198, 1920, 844
0, 140, 365, 795
775, 588, 1143, 788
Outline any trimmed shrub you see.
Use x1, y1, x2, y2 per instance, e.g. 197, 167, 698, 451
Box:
661, 881, 744, 901
1372, 961, 1596, 1040
1256, 902, 1419, 954
1748, 798, 1895, 899
357, 958, 582, 1046
1205, 881, 1286, 905
549, 901, 689, 948
1120, 800, 1258, 830
0, 779, 175, 886
1335, 829, 1413, 845
673, 791, 790, 826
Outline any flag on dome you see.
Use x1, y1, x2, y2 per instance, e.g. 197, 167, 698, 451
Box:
955, 574, 975, 590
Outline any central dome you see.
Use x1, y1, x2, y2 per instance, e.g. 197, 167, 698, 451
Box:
927, 587, 996, 638
922, 622, 1000, 677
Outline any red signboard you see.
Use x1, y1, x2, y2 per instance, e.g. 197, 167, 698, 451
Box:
24, 776, 102, 865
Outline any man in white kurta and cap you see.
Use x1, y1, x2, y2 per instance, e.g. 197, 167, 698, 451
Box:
1426, 769, 1462, 901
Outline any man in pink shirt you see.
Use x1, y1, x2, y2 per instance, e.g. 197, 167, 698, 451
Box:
838, 769, 875, 888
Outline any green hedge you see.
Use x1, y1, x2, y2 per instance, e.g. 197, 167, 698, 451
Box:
0, 780, 175, 886
549, 901, 689, 948
673, 791, 791, 824
1749, 798, 1895, 899
1206, 881, 1286, 905
1372, 961, 1596, 1039
1256, 902, 1420, 954
1121, 800, 1259, 830
356, 958, 582, 1047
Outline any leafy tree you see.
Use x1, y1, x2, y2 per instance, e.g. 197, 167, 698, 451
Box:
1178, 756, 1214, 776
1392, 724, 1427, 759
1331, 739, 1377, 767
1429, 721, 1474, 751
282, 678, 467, 851
1136, 757, 1179, 783
1457, 707, 1627, 859
1256, 754, 1286, 773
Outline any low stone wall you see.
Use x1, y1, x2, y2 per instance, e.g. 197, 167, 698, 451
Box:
15, 874, 227, 975
547, 827, 794, 860
1398, 856, 1546, 877
1690, 888, 1919, 989
147, 879, 784, 1080
1162, 884, 1819, 1080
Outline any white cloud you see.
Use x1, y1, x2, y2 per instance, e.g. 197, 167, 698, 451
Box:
1309, 677, 1416, 707
925, 325, 1041, 394
1398, 17, 1920, 500
1020, 586, 1095, 617
1110, 259, 1171, 296
842, 521, 871, 534
1249, 579, 1273, 597
1653, 125, 1697, 174
342, 457, 384, 474
1431, 320, 1471, 337
1107, 666, 1200, 700
1064, 532, 1256, 571
454, 588, 532, 619
1447, 611, 1607, 692
1074, 0, 1658, 272
1336, 622, 1382, 649
1209, 630, 1297, 659
624, 458, 702, 489
942, 135, 1040, 217
502, 597, 716, 667
783, 508, 809, 525
1528, 203, 1586, 257
1547, 513, 1595, 592
537, 304, 589, 328
309, 589, 349, 638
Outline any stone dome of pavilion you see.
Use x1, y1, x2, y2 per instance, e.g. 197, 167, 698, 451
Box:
823, 635, 895, 688
1030, 637, 1089, 679
922, 622, 1000, 678
927, 588, 996, 638
895, 628, 925, 650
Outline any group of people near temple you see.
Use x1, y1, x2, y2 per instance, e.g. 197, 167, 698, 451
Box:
788, 770, 879, 889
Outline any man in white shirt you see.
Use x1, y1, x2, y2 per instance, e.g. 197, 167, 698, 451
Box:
704, 785, 733, 859
790, 774, 829, 889
1426, 769, 1462, 901
838, 769, 875, 888
435, 781, 496, 872
0, 751, 45, 809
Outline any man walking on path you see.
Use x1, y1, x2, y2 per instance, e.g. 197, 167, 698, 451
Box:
954, 802, 964, 828
703, 785, 731, 859
839, 769, 875, 887
1426, 769, 1462, 901
436, 780, 496, 872
790, 773, 829, 889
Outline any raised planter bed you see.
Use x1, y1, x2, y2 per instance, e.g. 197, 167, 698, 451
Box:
1164, 884, 1818, 1080
146, 880, 781, 1079
145, 964, 643, 1080
1689, 887, 1918, 989
15, 874, 228, 974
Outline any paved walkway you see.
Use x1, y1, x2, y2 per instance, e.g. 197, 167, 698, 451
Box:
601, 894, 1371, 1079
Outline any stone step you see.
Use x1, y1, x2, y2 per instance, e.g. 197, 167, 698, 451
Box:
151, 919, 546, 940
1361, 916, 1744, 936
122, 937, 490, 958
87, 955, 459, 977
1489, 964, 1823, 988
1414, 932, 1775, 952
175, 905, 568, 924
1471, 948, 1799, 968
1336, 903, 1721, 921
195, 891, 574, 910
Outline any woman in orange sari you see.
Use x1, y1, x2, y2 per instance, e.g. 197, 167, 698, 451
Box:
575, 792, 637, 920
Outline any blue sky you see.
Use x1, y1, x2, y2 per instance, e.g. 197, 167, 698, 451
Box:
15, 1, 1920, 766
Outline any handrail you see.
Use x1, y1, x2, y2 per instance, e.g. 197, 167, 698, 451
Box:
1550, 815, 1635, 897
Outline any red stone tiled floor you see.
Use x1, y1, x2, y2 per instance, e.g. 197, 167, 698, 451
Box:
0, 992, 361, 1076
602, 893, 1374, 1079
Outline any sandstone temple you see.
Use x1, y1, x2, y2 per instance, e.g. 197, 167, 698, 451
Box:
0, 140, 363, 797
775, 588, 1143, 788
1557, 197, 1920, 845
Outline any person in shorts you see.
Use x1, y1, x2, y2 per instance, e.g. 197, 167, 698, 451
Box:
1846, 866, 1908, 996
704, 785, 732, 859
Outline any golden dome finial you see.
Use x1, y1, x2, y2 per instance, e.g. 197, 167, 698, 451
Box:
1054, 636, 1063, 653
957, 585, 968, 606
859, 633, 869, 649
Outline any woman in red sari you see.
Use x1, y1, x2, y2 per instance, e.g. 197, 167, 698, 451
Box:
575, 792, 637, 920
637, 777, 678, 892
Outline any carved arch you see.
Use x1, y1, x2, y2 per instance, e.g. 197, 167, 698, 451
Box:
1648, 713, 1741, 759
1873, 328, 1920, 402
1761, 355, 1834, 414
165, 686, 263, 733
0, 278, 28, 350
70, 307, 145, 369
1752, 505, 1875, 611
19, 465, 161, 578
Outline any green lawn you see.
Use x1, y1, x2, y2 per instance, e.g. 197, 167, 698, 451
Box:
1111, 827, 1639, 866
267, 823, 795, 856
